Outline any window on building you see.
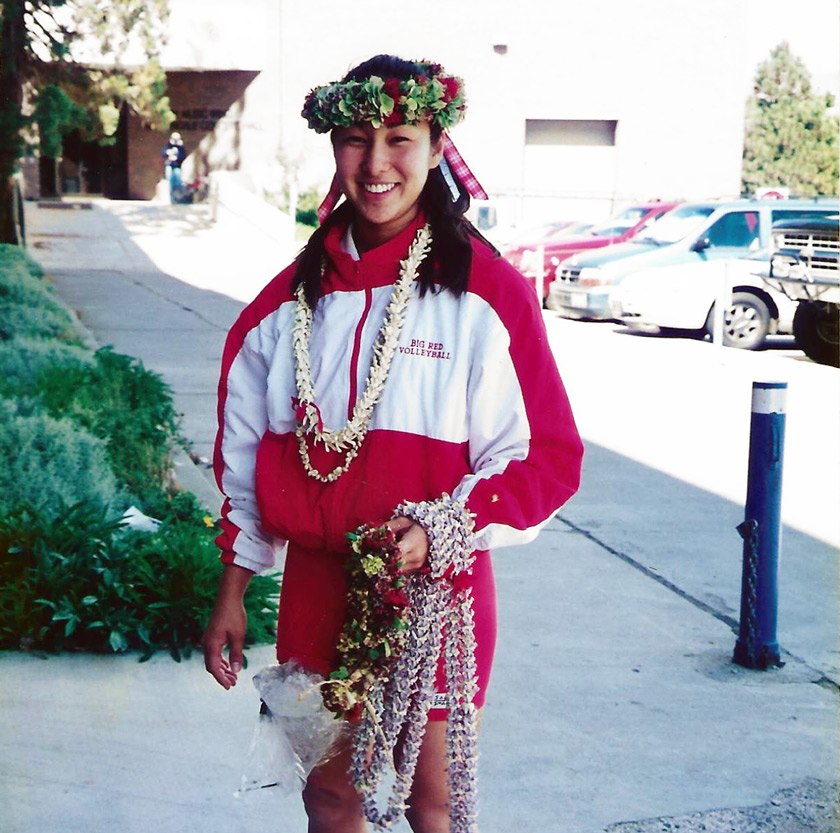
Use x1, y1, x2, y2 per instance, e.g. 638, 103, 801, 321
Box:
525, 119, 617, 147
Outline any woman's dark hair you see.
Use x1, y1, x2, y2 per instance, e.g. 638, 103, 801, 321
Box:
293, 54, 497, 309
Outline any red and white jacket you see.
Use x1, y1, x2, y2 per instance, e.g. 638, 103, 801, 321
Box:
214, 214, 583, 572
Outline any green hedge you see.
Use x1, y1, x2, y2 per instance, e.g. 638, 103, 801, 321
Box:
37, 347, 183, 505
0, 246, 80, 343
0, 337, 93, 397
0, 397, 120, 515
0, 243, 279, 658
0, 496, 278, 657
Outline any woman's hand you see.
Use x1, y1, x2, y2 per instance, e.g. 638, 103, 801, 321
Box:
202, 564, 253, 689
386, 516, 430, 573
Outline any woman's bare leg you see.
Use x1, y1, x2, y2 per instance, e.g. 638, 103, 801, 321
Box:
404, 719, 450, 833
404, 710, 482, 833
303, 734, 367, 833
303, 710, 481, 833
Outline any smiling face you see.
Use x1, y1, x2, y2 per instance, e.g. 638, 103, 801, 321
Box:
332, 121, 444, 252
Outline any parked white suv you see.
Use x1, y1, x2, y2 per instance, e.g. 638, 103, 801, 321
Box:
610, 255, 797, 349
605, 201, 838, 349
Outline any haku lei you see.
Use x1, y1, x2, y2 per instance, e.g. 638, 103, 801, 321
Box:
302, 64, 466, 133
292, 224, 432, 483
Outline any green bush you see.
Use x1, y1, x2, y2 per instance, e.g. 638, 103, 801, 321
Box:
295, 186, 321, 227
0, 245, 280, 659
0, 299, 81, 343
0, 336, 92, 397
0, 497, 279, 658
0, 243, 43, 279
0, 397, 120, 516
0, 246, 80, 343
37, 347, 183, 504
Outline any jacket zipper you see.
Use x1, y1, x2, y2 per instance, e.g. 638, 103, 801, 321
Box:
347, 287, 373, 419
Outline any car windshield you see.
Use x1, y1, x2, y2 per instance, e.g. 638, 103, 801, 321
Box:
591, 223, 632, 237
638, 205, 715, 245
589, 206, 649, 236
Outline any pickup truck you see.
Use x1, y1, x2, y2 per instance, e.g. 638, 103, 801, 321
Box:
762, 215, 839, 366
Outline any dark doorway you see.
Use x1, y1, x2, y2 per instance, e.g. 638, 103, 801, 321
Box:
60, 103, 129, 198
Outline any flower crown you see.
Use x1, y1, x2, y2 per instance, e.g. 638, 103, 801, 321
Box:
302, 63, 466, 133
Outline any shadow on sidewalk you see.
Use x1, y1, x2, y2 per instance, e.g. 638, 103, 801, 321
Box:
558, 440, 838, 681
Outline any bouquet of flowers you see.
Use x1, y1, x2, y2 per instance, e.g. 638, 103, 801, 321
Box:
321, 524, 410, 716
238, 523, 410, 796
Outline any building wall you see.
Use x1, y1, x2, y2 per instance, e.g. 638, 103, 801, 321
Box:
126, 70, 260, 200
150, 0, 837, 227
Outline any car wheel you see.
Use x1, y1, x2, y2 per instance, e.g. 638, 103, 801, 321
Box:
792, 301, 840, 367
705, 292, 771, 350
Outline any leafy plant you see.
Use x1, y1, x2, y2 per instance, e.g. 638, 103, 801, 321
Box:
0, 336, 92, 397
0, 501, 126, 651
37, 347, 184, 504
0, 397, 120, 516
0, 499, 279, 658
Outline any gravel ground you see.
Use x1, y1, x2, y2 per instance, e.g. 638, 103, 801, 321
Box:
604, 779, 838, 833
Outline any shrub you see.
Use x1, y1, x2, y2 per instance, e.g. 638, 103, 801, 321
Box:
0, 498, 279, 658
37, 347, 183, 504
0, 243, 43, 279
0, 336, 92, 397
0, 246, 80, 343
0, 246, 279, 659
0, 397, 120, 516
295, 185, 321, 227
0, 501, 125, 652
0, 299, 81, 343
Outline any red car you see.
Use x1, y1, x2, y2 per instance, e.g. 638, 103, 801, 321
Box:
504, 202, 680, 299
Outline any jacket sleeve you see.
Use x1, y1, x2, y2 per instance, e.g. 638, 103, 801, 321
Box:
451, 263, 583, 551
213, 312, 287, 573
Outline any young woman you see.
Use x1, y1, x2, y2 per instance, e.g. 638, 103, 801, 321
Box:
203, 55, 583, 833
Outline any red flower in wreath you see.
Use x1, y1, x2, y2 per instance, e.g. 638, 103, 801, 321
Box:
441, 76, 460, 103
383, 78, 402, 101
382, 78, 403, 126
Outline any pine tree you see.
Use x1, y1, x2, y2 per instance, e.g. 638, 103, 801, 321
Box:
742, 42, 839, 197
0, 0, 174, 243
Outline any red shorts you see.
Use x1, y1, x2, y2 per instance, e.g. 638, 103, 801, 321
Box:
275, 542, 497, 721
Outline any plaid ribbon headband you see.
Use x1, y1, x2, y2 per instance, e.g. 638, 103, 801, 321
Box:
317, 134, 487, 224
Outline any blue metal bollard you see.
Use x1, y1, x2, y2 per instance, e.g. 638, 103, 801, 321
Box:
733, 381, 787, 669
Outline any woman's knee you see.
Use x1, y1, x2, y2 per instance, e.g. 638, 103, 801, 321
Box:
405, 796, 450, 833
302, 771, 364, 830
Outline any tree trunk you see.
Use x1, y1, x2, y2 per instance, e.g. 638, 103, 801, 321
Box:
39, 156, 60, 198
0, 0, 26, 244
0, 177, 19, 245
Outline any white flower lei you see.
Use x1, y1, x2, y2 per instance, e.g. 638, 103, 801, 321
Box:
292, 224, 432, 483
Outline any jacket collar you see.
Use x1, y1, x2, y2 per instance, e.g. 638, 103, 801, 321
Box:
321, 212, 427, 292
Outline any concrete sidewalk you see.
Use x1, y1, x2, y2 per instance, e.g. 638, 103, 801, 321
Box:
1, 199, 836, 833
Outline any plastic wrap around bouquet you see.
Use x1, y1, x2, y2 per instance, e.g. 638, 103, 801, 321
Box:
237, 662, 349, 796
